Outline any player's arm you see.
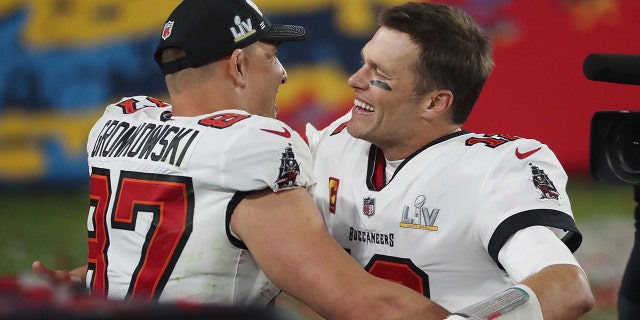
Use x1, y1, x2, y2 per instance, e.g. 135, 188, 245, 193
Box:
447, 226, 593, 320
231, 187, 450, 320
520, 263, 593, 319
501, 226, 594, 319
448, 265, 592, 320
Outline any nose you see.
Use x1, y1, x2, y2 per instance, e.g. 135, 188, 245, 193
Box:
348, 66, 366, 89
276, 58, 288, 84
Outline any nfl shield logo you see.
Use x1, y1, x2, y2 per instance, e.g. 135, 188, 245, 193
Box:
162, 21, 174, 40
362, 197, 375, 217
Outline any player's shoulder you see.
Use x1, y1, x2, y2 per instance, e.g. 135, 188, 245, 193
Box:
306, 112, 355, 153
187, 111, 314, 191
90, 95, 172, 136
322, 112, 352, 137
460, 132, 548, 154
193, 110, 303, 140
103, 95, 172, 117
191, 110, 309, 156
456, 132, 561, 171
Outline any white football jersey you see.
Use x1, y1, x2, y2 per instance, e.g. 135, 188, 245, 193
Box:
308, 112, 582, 311
85, 96, 314, 306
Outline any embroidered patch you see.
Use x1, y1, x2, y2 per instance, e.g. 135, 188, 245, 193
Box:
274, 144, 300, 190
529, 163, 560, 200
362, 197, 375, 217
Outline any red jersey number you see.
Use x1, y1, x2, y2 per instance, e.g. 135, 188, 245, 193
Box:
365, 254, 431, 297
88, 168, 194, 302
198, 113, 250, 128
465, 134, 520, 148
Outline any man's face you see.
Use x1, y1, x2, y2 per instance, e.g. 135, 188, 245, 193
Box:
243, 41, 287, 118
346, 27, 424, 151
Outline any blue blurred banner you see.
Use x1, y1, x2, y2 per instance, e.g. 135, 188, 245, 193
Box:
1, 0, 640, 187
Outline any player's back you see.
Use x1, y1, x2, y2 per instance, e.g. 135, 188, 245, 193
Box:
85, 96, 313, 306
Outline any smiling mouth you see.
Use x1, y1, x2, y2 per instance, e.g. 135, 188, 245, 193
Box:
354, 98, 374, 112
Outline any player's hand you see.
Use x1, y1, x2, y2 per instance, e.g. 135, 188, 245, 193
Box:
31, 261, 85, 286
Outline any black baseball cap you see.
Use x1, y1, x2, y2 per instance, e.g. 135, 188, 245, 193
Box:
154, 0, 308, 75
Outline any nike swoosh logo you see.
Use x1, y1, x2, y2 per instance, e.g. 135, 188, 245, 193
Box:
515, 146, 542, 159
260, 127, 291, 138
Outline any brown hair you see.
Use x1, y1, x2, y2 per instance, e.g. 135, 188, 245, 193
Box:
379, 2, 494, 124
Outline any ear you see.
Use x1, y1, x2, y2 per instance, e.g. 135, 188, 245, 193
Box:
227, 48, 247, 87
421, 89, 453, 119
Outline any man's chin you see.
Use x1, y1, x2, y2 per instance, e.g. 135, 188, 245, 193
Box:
346, 121, 366, 139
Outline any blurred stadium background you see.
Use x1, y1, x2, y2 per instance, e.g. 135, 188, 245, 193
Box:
1, 0, 639, 319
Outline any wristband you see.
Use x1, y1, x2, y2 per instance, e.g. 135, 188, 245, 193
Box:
445, 284, 543, 320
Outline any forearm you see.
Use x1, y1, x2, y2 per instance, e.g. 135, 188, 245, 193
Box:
446, 265, 593, 320
497, 226, 594, 319
359, 276, 450, 320
270, 232, 449, 319
522, 264, 594, 319
233, 188, 449, 319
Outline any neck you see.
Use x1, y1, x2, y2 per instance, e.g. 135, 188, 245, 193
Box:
379, 125, 461, 161
165, 61, 244, 117
169, 81, 242, 117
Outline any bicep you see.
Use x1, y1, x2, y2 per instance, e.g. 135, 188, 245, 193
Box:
229, 187, 372, 318
498, 226, 580, 282
230, 187, 329, 259
230, 187, 351, 284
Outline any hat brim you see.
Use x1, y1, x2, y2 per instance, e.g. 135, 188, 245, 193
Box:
263, 24, 308, 42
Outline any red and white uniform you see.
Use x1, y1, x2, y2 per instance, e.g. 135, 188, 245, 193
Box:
85, 96, 313, 306
308, 112, 583, 311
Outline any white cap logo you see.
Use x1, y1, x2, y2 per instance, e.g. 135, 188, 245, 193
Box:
230, 15, 256, 42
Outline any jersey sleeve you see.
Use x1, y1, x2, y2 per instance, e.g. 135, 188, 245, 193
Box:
212, 115, 315, 193
307, 111, 351, 156
498, 226, 582, 282
472, 138, 582, 268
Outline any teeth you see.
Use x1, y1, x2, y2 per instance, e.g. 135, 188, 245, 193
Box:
354, 99, 374, 111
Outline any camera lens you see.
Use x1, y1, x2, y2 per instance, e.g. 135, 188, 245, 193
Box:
614, 125, 640, 173
593, 110, 640, 185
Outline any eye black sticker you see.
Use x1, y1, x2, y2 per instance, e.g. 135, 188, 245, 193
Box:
370, 80, 392, 91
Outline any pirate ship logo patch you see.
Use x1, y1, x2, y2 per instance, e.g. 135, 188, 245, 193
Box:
275, 144, 300, 190
529, 163, 560, 200
362, 197, 375, 217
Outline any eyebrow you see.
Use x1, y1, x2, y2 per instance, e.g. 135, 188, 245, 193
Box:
361, 54, 383, 74
370, 60, 393, 78
360, 47, 393, 78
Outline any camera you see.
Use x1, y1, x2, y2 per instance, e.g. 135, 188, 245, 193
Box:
586, 54, 640, 319
590, 111, 640, 185
585, 54, 640, 186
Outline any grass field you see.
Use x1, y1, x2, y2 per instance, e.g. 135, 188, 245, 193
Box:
0, 175, 636, 319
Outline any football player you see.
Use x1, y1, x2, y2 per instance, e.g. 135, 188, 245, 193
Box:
307, 2, 594, 319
